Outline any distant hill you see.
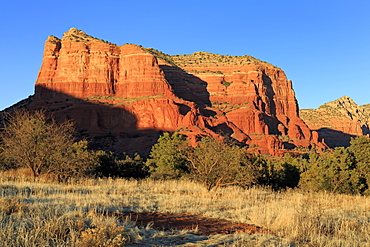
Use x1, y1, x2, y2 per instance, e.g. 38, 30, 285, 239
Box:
300, 96, 370, 147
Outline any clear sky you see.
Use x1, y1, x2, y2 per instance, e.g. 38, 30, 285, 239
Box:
1, 0, 369, 110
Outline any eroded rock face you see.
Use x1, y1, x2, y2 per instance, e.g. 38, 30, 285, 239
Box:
35, 29, 174, 100
153, 51, 326, 153
29, 28, 327, 155
300, 96, 370, 147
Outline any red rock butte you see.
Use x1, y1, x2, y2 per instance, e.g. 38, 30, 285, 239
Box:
300, 96, 370, 148
30, 28, 327, 155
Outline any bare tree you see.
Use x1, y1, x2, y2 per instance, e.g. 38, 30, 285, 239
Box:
183, 136, 258, 191
0, 110, 94, 178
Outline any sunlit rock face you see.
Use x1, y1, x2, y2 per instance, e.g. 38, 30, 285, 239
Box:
300, 96, 370, 147
30, 28, 327, 155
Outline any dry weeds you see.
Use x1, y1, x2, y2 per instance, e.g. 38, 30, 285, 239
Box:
0, 173, 369, 246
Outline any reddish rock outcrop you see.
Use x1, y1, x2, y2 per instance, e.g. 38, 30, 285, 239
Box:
300, 96, 370, 147
35, 29, 174, 100
29, 28, 326, 155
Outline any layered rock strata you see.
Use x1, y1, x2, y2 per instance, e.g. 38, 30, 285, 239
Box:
30, 28, 327, 155
300, 96, 370, 147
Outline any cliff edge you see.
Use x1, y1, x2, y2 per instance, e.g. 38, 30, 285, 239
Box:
28, 28, 326, 155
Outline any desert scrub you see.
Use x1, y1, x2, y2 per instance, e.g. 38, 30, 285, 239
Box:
0, 176, 368, 246
170, 52, 279, 68
187, 69, 224, 74
75, 218, 128, 247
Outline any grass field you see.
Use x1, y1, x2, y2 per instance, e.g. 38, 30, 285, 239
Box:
0, 171, 369, 246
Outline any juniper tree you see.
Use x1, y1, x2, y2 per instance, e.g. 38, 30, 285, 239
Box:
146, 132, 189, 179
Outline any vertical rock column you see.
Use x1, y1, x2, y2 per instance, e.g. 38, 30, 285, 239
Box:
116, 44, 174, 98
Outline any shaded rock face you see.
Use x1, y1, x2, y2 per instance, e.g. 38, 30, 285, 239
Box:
300, 96, 370, 147
30, 28, 326, 155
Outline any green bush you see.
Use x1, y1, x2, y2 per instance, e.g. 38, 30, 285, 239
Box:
147, 133, 259, 191
221, 81, 233, 87
348, 136, 370, 194
299, 148, 363, 194
94, 151, 147, 179
146, 132, 189, 179
254, 155, 300, 190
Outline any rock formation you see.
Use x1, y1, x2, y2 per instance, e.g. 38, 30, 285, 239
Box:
28, 28, 326, 155
300, 96, 370, 147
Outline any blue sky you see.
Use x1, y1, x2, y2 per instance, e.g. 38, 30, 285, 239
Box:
1, 0, 369, 110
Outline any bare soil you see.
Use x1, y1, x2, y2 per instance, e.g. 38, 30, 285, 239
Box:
114, 212, 269, 236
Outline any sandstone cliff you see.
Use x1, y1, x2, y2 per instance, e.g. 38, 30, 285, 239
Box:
29, 28, 326, 155
300, 96, 370, 147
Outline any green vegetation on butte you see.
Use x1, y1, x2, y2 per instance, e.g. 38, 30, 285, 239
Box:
144, 48, 279, 69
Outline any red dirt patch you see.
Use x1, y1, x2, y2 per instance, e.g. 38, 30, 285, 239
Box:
114, 212, 269, 236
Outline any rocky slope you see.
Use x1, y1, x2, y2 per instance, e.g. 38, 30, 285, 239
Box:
27, 28, 326, 155
300, 96, 370, 147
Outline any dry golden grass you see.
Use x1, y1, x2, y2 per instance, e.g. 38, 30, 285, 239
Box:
0, 173, 369, 246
